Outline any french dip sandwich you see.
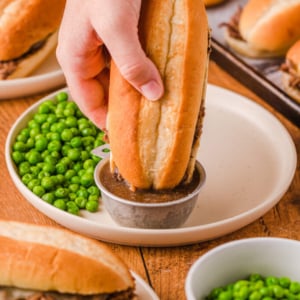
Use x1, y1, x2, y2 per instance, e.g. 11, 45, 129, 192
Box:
222, 0, 300, 58
108, 0, 210, 190
0, 0, 66, 80
0, 220, 135, 299
281, 40, 300, 103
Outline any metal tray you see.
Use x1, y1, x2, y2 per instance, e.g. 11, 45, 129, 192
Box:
206, 0, 300, 127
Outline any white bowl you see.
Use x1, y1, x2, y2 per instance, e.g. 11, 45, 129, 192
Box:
185, 237, 300, 300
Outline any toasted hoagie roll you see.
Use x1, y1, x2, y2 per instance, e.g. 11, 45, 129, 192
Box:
108, 0, 210, 190
0, 220, 135, 299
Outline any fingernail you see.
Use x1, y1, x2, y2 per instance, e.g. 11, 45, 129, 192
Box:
140, 80, 163, 100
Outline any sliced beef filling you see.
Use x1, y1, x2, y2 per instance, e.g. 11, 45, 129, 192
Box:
219, 6, 244, 41
0, 287, 135, 300
0, 38, 48, 80
281, 60, 300, 89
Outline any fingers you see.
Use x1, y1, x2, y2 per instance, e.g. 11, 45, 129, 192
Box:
90, 1, 164, 100
57, 2, 108, 128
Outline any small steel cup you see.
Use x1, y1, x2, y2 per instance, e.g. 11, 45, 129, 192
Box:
94, 158, 206, 229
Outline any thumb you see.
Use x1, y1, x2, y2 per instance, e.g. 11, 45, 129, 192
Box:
100, 24, 164, 100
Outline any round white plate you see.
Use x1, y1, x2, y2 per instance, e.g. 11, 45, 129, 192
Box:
133, 272, 159, 300
0, 50, 65, 99
5, 85, 297, 246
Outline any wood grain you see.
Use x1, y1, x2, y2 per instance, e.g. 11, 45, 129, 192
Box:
0, 60, 299, 300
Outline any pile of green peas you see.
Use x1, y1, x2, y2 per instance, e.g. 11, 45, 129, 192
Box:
206, 274, 300, 300
11, 91, 107, 215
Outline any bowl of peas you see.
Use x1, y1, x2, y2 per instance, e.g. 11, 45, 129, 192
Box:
185, 237, 300, 300
5, 88, 107, 217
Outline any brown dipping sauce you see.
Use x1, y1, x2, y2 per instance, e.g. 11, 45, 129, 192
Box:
100, 162, 201, 204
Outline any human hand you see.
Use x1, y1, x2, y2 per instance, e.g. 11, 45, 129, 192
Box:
56, 0, 164, 129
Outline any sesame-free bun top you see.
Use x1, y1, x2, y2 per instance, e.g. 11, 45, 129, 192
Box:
0, 0, 66, 61
238, 0, 300, 56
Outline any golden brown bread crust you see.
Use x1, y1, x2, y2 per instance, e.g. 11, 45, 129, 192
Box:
108, 0, 209, 190
225, 0, 300, 57
0, 0, 66, 61
204, 0, 226, 7
281, 40, 300, 103
286, 40, 300, 68
0, 220, 134, 295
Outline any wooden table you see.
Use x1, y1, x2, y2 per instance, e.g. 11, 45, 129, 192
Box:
0, 60, 299, 300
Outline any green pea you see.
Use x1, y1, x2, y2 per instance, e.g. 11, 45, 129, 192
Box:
70, 175, 81, 184
86, 200, 98, 212
65, 169, 76, 181
42, 192, 55, 204
28, 119, 40, 129
44, 155, 58, 165
55, 163, 67, 174
69, 183, 80, 193
290, 282, 300, 294
218, 290, 232, 300
61, 128, 73, 142
53, 199, 66, 210
32, 185, 45, 197
16, 133, 28, 142
38, 102, 51, 114
88, 185, 100, 196
76, 188, 88, 198
42, 163, 56, 174
35, 137, 48, 151
66, 201, 79, 215
272, 285, 284, 298
29, 127, 40, 138
88, 194, 99, 202
13, 141, 27, 152
266, 277, 279, 286
80, 173, 94, 187
56, 91, 68, 102
19, 161, 31, 176
55, 187, 69, 198
41, 177, 56, 190
34, 113, 48, 124
75, 197, 87, 209
249, 291, 261, 300
67, 148, 81, 161
21, 173, 34, 185
27, 178, 41, 191
12, 151, 25, 165
48, 140, 62, 152
279, 277, 291, 288
47, 113, 58, 124
65, 116, 77, 128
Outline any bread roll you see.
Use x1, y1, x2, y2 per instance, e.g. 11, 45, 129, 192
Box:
108, 0, 210, 190
281, 40, 300, 103
204, 0, 226, 7
224, 0, 300, 58
0, 0, 66, 79
0, 220, 135, 298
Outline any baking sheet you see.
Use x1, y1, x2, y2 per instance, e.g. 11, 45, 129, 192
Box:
206, 0, 300, 127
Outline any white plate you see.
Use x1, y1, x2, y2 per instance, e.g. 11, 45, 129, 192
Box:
133, 272, 159, 300
5, 85, 297, 246
0, 50, 65, 99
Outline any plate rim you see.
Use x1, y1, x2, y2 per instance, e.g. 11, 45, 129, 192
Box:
5, 85, 297, 247
0, 52, 65, 99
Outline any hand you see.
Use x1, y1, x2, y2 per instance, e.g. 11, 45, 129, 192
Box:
56, 0, 164, 128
